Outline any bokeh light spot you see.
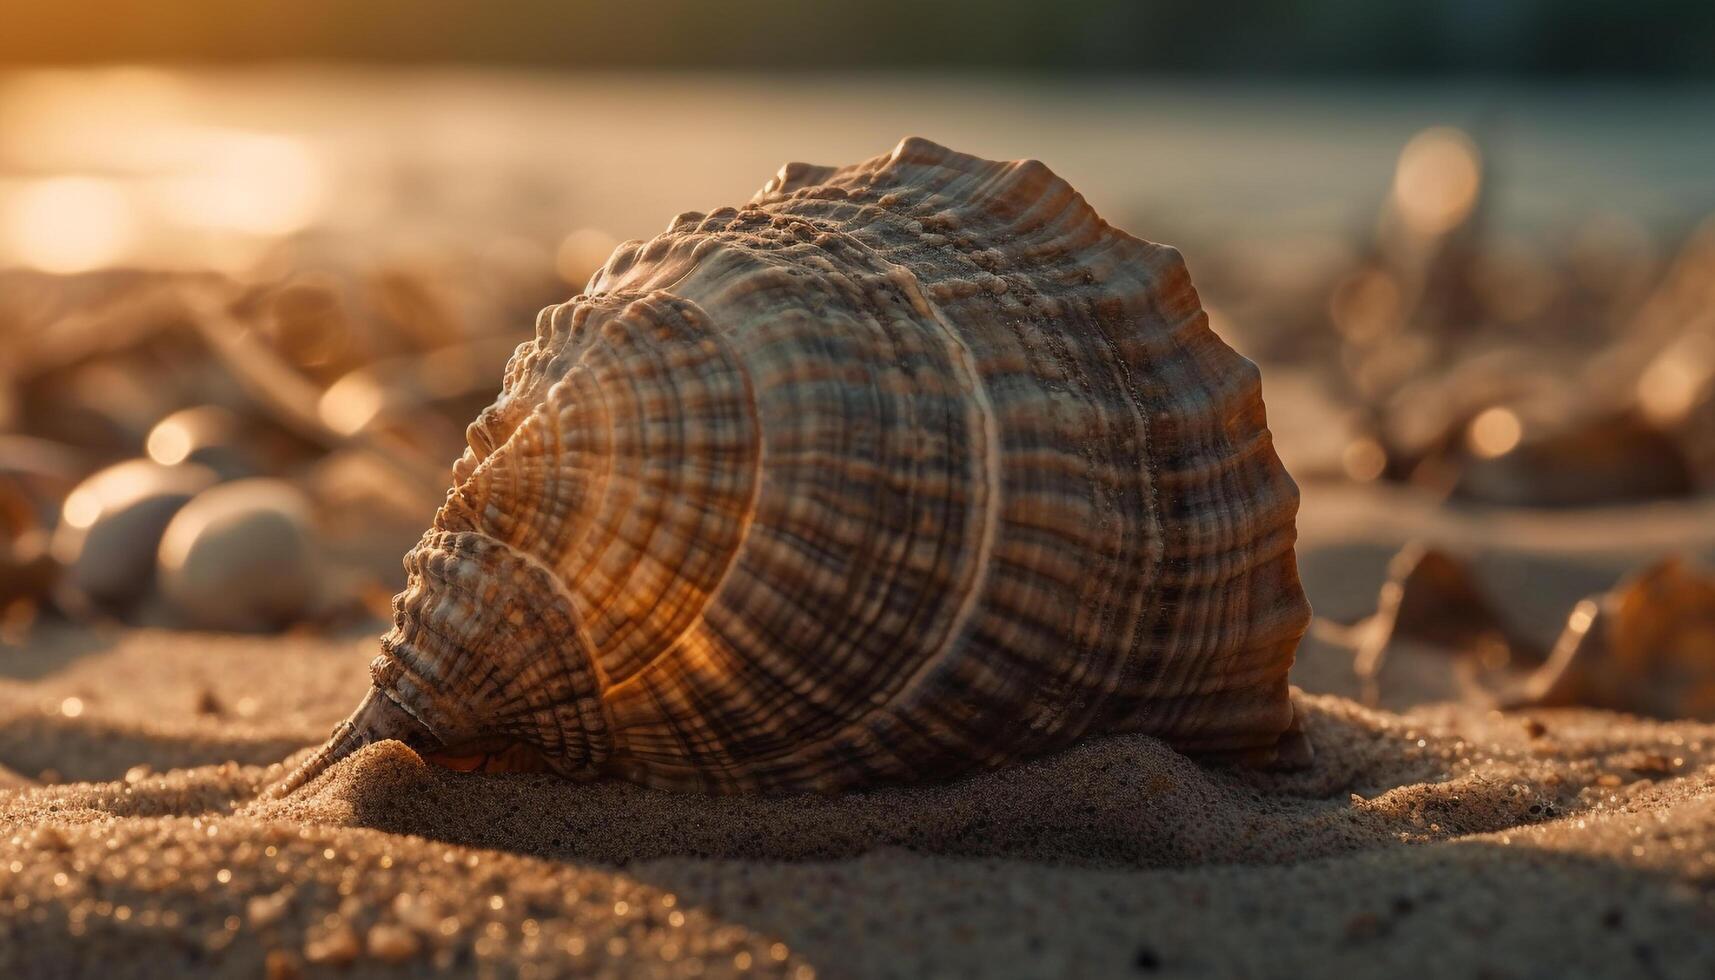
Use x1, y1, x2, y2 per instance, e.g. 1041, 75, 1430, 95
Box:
1342, 437, 1388, 482
319, 373, 386, 436
62, 488, 103, 530
1467, 407, 1523, 459
1637, 335, 1713, 425
146, 419, 195, 466
1392, 127, 1482, 237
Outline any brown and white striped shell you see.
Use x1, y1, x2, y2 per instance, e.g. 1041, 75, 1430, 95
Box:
277, 138, 1311, 796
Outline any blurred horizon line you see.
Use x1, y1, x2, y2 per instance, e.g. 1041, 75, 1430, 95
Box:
6, 63, 1715, 95
5, 0, 1713, 79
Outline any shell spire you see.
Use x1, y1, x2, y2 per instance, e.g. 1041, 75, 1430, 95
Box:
270, 686, 438, 798
274, 137, 1311, 797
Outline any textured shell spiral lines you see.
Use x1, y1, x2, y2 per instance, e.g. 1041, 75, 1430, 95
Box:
279, 137, 1312, 797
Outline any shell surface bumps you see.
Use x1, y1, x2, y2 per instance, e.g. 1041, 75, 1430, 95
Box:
281, 138, 1311, 795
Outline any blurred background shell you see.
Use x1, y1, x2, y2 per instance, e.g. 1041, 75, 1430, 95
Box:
156, 478, 320, 633
50, 459, 217, 613
1519, 558, 1715, 721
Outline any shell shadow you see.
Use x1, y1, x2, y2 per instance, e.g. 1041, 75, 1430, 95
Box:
0, 626, 113, 682
0, 713, 312, 784
627, 836, 1715, 978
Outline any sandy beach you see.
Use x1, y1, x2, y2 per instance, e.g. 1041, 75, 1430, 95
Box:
5, 456, 1715, 978
2, 59, 1713, 980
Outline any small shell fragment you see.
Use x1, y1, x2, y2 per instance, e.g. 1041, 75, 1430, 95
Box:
1516, 557, 1715, 720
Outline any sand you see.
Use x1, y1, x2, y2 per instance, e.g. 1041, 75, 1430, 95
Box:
6, 409, 1715, 977
4, 664, 1714, 980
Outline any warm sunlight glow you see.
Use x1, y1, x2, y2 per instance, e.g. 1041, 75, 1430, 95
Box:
61, 487, 103, 530
146, 418, 195, 466
319, 373, 386, 436
157, 130, 326, 236
1638, 335, 1712, 425
1467, 407, 1523, 459
3, 176, 139, 273
1566, 598, 1598, 634
556, 228, 619, 285
1392, 127, 1482, 237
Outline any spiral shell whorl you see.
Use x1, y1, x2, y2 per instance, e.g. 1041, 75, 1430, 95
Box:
376, 530, 611, 777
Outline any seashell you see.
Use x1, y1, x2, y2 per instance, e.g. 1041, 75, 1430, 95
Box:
276, 138, 1311, 796
51, 459, 218, 613
1514, 557, 1715, 720
157, 479, 320, 633
1339, 542, 1544, 710
1351, 542, 1534, 700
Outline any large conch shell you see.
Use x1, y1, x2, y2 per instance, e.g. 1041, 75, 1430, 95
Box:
276, 138, 1311, 796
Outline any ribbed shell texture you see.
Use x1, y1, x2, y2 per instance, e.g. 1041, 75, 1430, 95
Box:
374, 137, 1312, 793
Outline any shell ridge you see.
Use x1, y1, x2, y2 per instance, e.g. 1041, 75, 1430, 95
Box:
548, 367, 617, 585
1032, 302, 1162, 745
569, 299, 675, 637
592, 291, 767, 702
748, 228, 1000, 702
737, 147, 1170, 783
705, 309, 917, 746
449, 359, 610, 574
715, 242, 1004, 780
1121, 301, 1238, 729
1110, 279, 1306, 747
483, 527, 618, 690
560, 290, 760, 686
848, 148, 1168, 754
523, 291, 727, 670
608, 254, 984, 782
858, 265, 1003, 747
379, 528, 614, 776
814, 267, 979, 726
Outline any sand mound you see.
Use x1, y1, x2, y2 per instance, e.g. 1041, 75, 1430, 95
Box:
246, 695, 1715, 871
